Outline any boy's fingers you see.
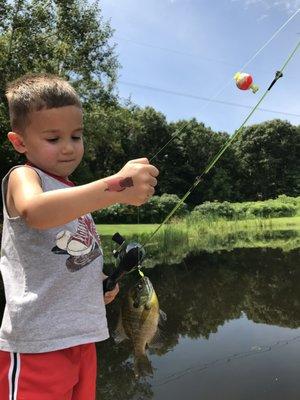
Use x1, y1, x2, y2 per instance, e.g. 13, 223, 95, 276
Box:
142, 165, 159, 177
104, 283, 119, 305
128, 158, 149, 164
149, 166, 159, 177
149, 177, 157, 187
124, 159, 159, 177
148, 187, 155, 197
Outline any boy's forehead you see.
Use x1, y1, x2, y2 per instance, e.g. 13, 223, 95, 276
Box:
27, 106, 83, 131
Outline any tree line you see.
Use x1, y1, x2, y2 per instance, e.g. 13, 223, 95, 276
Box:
1, 0, 299, 216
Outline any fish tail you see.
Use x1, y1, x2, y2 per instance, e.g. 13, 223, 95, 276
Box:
134, 353, 153, 378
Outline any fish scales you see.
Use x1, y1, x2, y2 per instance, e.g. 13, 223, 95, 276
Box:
115, 276, 164, 377
122, 290, 159, 355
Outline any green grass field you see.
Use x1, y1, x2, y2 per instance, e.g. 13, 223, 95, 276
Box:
97, 223, 159, 237
97, 216, 300, 237
97, 216, 300, 266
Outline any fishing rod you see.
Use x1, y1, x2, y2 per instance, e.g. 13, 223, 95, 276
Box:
103, 37, 300, 293
103, 232, 145, 293
143, 38, 300, 246
149, 8, 300, 163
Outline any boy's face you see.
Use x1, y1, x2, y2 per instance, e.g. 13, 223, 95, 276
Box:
10, 106, 84, 179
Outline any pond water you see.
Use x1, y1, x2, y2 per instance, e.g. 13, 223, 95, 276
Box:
0, 246, 299, 399
97, 247, 300, 400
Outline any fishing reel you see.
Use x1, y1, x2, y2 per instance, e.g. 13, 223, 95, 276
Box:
103, 232, 146, 293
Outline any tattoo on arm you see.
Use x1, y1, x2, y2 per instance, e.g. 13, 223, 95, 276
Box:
105, 177, 134, 192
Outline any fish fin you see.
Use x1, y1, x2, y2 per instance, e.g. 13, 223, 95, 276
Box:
134, 354, 153, 378
113, 315, 128, 344
159, 310, 167, 326
148, 310, 167, 350
148, 328, 164, 350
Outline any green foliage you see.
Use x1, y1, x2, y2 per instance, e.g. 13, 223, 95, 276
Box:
92, 194, 188, 224
165, 119, 239, 204
245, 200, 296, 218
232, 120, 300, 200
192, 201, 235, 220
277, 194, 300, 211
0, 2, 299, 214
0, 0, 119, 182
192, 196, 299, 220
0, 0, 119, 100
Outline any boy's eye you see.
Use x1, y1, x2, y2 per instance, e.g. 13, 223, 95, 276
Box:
46, 136, 82, 142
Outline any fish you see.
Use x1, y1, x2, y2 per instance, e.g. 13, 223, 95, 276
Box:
114, 276, 166, 378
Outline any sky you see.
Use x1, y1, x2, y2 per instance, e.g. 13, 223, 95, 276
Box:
101, 0, 300, 134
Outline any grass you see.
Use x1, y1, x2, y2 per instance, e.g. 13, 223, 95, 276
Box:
97, 216, 300, 237
97, 215, 300, 268
98, 223, 159, 237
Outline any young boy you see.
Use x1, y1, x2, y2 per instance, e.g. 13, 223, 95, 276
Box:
0, 73, 159, 400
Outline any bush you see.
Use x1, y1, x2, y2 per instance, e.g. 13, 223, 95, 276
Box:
192, 201, 235, 220
245, 200, 296, 218
191, 196, 298, 220
92, 193, 188, 224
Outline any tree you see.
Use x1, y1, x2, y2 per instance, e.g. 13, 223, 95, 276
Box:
166, 119, 239, 205
74, 103, 134, 184
233, 120, 300, 200
0, 0, 119, 182
119, 106, 177, 195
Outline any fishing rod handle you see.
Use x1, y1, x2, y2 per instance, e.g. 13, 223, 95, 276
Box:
103, 276, 117, 294
103, 269, 126, 293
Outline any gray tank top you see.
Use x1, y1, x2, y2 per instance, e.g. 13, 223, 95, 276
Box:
0, 166, 109, 353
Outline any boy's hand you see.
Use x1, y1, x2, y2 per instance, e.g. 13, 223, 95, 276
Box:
103, 280, 119, 305
104, 158, 159, 206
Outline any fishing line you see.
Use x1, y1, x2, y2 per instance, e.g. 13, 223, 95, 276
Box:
117, 8, 300, 71
149, 8, 300, 162
152, 334, 300, 387
141, 38, 300, 250
119, 81, 300, 118
240, 8, 300, 72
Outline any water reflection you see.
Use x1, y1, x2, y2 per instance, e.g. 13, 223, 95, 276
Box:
97, 247, 300, 400
0, 246, 299, 399
101, 228, 300, 268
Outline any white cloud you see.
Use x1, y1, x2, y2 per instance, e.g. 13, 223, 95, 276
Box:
231, 0, 300, 13
257, 13, 268, 21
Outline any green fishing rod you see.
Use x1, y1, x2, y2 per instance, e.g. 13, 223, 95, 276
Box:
104, 38, 300, 288
142, 38, 300, 248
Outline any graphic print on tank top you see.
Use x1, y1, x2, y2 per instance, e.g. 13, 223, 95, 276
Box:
51, 215, 102, 272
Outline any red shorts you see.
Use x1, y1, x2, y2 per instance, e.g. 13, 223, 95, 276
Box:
0, 343, 97, 400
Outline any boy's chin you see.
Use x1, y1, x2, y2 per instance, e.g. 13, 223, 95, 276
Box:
27, 159, 79, 177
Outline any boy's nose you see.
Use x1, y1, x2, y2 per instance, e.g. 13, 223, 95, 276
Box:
61, 141, 75, 154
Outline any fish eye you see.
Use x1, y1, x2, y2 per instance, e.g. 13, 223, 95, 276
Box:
137, 284, 143, 290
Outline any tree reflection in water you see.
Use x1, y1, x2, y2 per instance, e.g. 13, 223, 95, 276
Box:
96, 247, 300, 399
0, 247, 299, 399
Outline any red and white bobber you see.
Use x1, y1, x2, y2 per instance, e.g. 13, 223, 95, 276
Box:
234, 72, 259, 93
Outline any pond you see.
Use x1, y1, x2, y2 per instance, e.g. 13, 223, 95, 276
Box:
97, 246, 300, 400
0, 245, 299, 399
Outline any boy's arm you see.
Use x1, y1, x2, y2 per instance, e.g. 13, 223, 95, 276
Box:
8, 158, 158, 229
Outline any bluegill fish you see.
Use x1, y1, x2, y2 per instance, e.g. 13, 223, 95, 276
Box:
114, 276, 166, 378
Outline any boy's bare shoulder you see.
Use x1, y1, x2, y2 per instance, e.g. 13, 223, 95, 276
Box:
8, 165, 42, 186
6, 166, 42, 218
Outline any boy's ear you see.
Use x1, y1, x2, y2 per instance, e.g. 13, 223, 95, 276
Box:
7, 132, 27, 154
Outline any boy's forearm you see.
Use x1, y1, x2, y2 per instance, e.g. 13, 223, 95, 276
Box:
24, 179, 119, 229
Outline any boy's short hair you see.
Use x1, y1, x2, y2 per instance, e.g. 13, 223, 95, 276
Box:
6, 73, 82, 132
